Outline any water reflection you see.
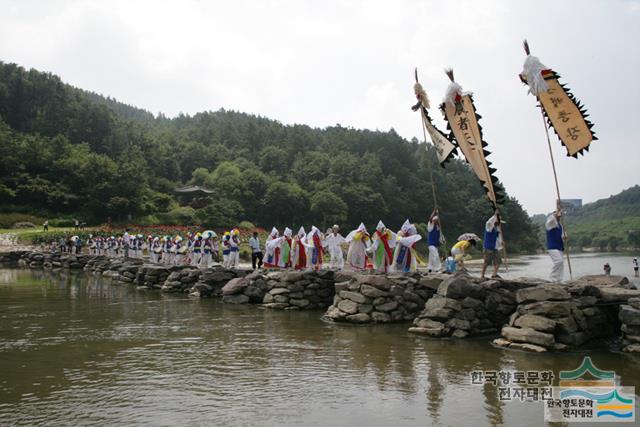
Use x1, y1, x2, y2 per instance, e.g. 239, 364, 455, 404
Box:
0, 268, 638, 426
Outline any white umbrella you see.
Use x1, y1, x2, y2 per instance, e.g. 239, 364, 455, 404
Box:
202, 230, 217, 239
457, 233, 481, 242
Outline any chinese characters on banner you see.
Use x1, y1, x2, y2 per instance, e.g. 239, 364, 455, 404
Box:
537, 71, 596, 157
442, 94, 504, 207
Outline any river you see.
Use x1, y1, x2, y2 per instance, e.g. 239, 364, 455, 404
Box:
0, 253, 639, 426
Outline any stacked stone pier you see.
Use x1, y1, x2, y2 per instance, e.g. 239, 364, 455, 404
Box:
3, 250, 640, 353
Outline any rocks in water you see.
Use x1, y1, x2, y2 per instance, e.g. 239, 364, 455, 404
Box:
410, 275, 528, 338
337, 299, 358, 314
222, 277, 249, 295
501, 326, 554, 348
257, 271, 336, 310
513, 314, 556, 333
327, 273, 442, 324
620, 304, 640, 353
222, 294, 250, 304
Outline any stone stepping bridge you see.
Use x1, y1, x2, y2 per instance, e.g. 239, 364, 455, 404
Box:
3, 250, 639, 354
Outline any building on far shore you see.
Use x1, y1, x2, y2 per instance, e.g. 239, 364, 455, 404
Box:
560, 199, 582, 213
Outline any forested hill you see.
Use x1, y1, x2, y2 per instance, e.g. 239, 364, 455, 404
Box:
531, 186, 640, 250
0, 61, 539, 252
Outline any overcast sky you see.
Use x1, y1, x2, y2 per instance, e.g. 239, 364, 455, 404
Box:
1, 0, 638, 215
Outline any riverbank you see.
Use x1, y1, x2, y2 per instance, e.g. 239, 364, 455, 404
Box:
2, 250, 640, 354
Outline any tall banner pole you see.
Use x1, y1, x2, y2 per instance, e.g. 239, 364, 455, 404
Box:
539, 106, 574, 279
519, 39, 596, 281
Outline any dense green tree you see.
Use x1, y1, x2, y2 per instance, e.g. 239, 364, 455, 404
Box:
0, 60, 542, 252
310, 190, 348, 228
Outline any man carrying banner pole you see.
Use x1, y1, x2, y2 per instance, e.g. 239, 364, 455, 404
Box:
438, 69, 509, 273
519, 40, 597, 280
412, 69, 454, 272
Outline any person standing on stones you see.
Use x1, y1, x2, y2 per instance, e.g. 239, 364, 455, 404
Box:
324, 225, 346, 269
345, 223, 371, 270
427, 209, 443, 273
368, 221, 395, 273
392, 220, 423, 272
633, 257, 639, 278
480, 210, 504, 280
291, 227, 308, 270
249, 231, 263, 269
228, 228, 241, 268
545, 207, 566, 283
123, 229, 131, 258
303, 226, 325, 270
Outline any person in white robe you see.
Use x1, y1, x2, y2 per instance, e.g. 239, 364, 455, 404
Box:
393, 220, 423, 272
324, 225, 346, 269
345, 223, 371, 271
264, 227, 281, 268
427, 211, 444, 273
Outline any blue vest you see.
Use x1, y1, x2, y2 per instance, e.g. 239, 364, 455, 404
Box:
547, 225, 564, 251
483, 228, 499, 250
428, 227, 440, 247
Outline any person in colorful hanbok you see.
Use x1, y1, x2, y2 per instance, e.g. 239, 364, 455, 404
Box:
324, 225, 346, 269
393, 220, 423, 272
304, 226, 324, 270
174, 236, 187, 265
345, 222, 371, 270
427, 210, 443, 273
162, 236, 172, 264
150, 237, 161, 263
368, 221, 396, 273
264, 228, 281, 269
279, 228, 293, 268
200, 231, 216, 268
221, 232, 231, 267
546, 208, 565, 283
191, 233, 203, 266
291, 227, 308, 270
228, 228, 241, 268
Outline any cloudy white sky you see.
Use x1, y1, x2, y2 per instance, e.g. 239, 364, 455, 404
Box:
1, 0, 638, 215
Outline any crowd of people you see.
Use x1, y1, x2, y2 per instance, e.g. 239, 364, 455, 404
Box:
46, 210, 512, 278
46, 204, 635, 283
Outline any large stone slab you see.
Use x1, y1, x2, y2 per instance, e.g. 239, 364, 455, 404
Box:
599, 288, 640, 303
337, 299, 358, 315
340, 290, 367, 304
437, 276, 477, 299
360, 284, 388, 298
519, 301, 576, 319
424, 296, 462, 312
619, 305, 640, 326
515, 285, 570, 304
356, 275, 389, 289
501, 326, 554, 348
222, 277, 249, 295
513, 314, 556, 333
